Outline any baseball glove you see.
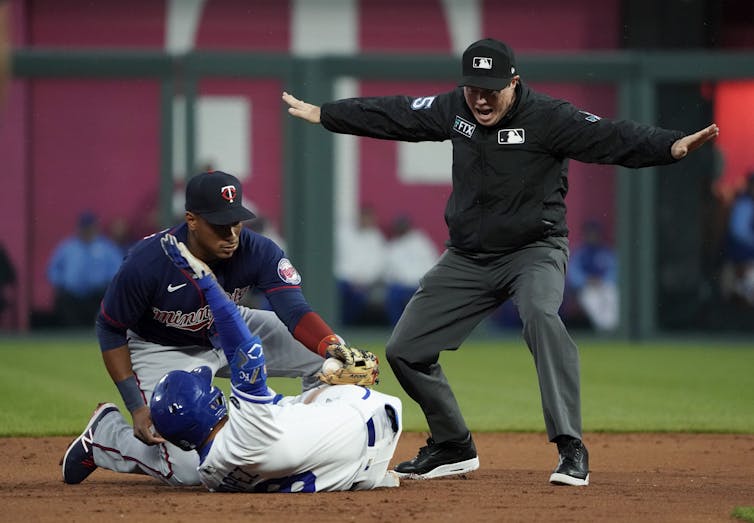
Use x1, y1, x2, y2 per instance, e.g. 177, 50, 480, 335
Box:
319, 345, 380, 386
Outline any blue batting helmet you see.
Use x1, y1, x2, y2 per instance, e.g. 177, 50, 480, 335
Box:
149, 366, 228, 451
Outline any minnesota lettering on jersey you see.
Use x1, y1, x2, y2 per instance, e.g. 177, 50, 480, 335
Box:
152, 305, 214, 332
151, 287, 249, 332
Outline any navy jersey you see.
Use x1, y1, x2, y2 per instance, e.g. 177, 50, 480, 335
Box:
96, 223, 312, 350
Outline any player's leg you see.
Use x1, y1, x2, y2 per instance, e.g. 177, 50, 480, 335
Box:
289, 385, 403, 490
82, 337, 227, 486
88, 407, 200, 485
508, 236, 589, 486
349, 388, 403, 489
237, 307, 322, 390
386, 250, 498, 478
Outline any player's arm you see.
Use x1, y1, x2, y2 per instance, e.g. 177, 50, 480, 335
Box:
249, 238, 341, 358
251, 235, 377, 371
192, 269, 275, 398
264, 287, 339, 357
160, 234, 276, 400
96, 310, 165, 445
96, 258, 164, 445
100, 344, 164, 445
271, 290, 378, 382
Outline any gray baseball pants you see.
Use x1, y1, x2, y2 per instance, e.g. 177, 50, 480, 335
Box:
385, 236, 581, 444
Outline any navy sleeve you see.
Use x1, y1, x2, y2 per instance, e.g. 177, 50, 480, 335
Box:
96, 250, 155, 350
95, 314, 128, 350
266, 288, 313, 333
247, 236, 313, 332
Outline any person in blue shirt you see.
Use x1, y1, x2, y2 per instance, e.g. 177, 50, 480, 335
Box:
566, 220, 618, 332
724, 172, 754, 304
46, 211, 124, 327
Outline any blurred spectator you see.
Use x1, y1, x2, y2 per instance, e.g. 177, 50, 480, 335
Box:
0, 241, 15, 328
722, 172, 754, 305
46, 211, 123, 327
335, 206, 387, 325
567, 220, 619, 332
383, 215, 439, 325
108, 216, 136, 258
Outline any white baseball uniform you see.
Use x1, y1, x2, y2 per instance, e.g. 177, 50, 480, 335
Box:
198, 384, 402, 492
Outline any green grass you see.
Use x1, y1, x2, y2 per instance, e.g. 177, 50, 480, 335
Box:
1, 334, 753, 436
733, 507, 754, 522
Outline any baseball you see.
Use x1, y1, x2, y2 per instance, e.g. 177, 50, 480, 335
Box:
321, 357, 343, 375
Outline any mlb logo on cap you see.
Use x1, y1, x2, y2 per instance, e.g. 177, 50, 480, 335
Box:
473, 57, 493, 70
461, 38, 517, 91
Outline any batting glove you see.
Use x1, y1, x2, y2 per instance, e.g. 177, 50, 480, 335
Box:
160, 233, 215, 290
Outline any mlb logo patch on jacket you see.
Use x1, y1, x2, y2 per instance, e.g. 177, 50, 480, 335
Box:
498, 128, 525, 144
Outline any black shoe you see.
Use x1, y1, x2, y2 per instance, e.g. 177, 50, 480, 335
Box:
61, 403, 120, 484
549, 437, 590, 486
393, 434, 479, 479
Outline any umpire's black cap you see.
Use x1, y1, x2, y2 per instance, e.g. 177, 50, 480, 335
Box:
185, 171, 256, 225
461, 38, 517, 90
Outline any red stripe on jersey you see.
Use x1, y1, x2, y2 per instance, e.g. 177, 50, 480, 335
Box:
264, 285, 301, 294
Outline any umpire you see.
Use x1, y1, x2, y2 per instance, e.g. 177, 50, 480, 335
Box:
283, 38, 719, 486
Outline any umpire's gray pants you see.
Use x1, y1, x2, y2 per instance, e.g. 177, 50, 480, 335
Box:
385, 236, 581, 443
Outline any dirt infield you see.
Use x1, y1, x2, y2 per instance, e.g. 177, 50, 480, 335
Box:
2, 432, 752, 522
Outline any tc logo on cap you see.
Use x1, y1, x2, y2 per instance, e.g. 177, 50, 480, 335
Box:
473, 57, 493, 70
220, 185, 237, 203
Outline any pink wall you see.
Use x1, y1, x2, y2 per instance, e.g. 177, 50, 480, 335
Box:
28, 80, 162, 309
0, 0, 28, 329
30, 0, 165, 47
1, 0, 622, 329
197, 78, 286, 223
197, 0, 290, 50
19, 0, 166, 319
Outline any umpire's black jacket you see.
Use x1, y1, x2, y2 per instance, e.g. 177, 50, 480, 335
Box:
321, 82, 684, 254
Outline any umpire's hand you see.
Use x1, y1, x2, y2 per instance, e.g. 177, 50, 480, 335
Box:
671, 123, 719, 160
132, 405, 166, 445
283, 91, 322, 123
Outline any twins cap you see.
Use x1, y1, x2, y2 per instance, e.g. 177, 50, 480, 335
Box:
461, 38, 517, 90
185, 171, 256, 225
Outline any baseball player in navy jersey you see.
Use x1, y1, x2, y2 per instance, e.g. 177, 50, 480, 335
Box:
61, 170, 378, 486
283, 39, 719, 486
148, 234, 401, 492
